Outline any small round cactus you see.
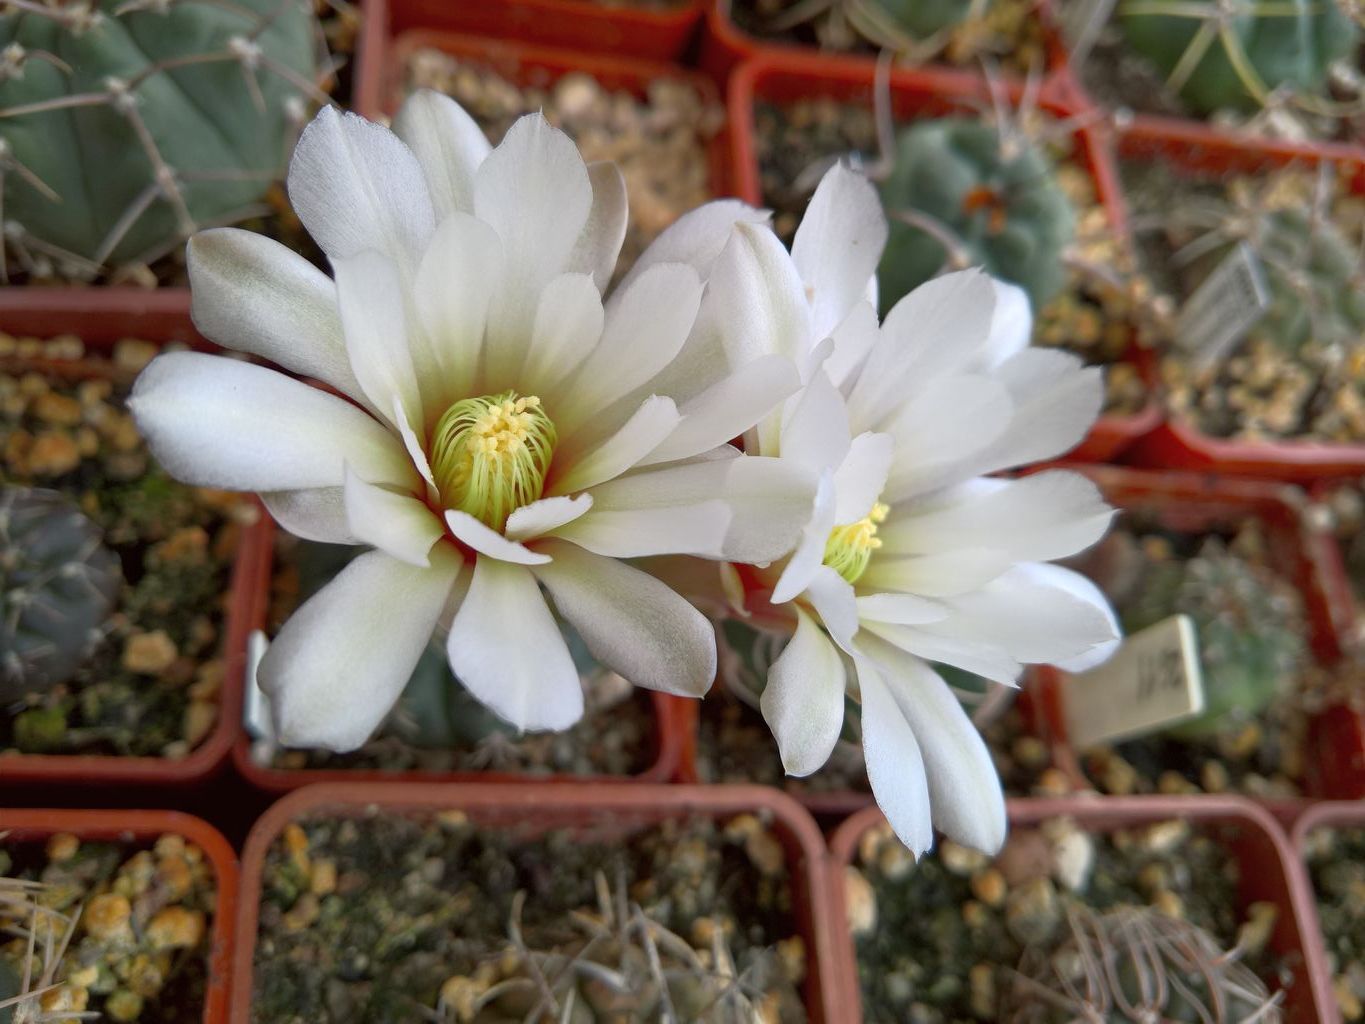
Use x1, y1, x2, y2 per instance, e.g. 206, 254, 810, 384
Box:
1250, 208, 1365, 354
877, 116, 1076, 313
0, 0, 323, 273
1120, 537, 1305, 740
1004, 905, 1283, 1022
1119, 0, 1359, 115
0, 485, 121, 701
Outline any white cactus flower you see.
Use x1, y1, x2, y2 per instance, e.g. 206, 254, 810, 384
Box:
129, 92, 816, 751
732, 164, 1121, 857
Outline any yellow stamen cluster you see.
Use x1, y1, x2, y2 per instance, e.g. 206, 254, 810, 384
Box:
429, 391, 556, 530
823, 502, 889, 584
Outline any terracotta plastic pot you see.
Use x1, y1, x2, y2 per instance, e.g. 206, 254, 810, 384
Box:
701, 0, 1069, 84
0, 323, 267, 788
361, 26, 730, 197
1290, 800, 1365, 1024
231, 781, 839, 1023
229, 513, 688, 792
360, 0, 703, 67
0, 808, 239, 1024
1025, 464, 1363, 804
829, 795, 1334, 1023
1112, 121, 1365, 481
727, 52, 1163, 462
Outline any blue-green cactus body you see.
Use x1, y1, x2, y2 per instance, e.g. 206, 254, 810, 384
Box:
1253, 209, 1365, 353
870, 0, 975, 38
877, 116, 1076, 314
0, 0, 319, 267
1120, 0, 1358, 114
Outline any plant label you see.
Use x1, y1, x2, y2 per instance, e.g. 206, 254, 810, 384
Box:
1174, 242, 1269, 367
1062, 615, 1205, 748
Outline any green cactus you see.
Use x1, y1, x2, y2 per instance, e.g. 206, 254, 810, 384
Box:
1249, 208, 1365, 354
0, 0, 322, 275
1004, 905, 1283, 1023
759, 0, 977, 53
0, 486, 121, 703
1120, 537, 1305, 741
1118, 0, 1359, 115
877, 116, 1076, 314
0, 957, 16, 1024
849, 0, 975, 42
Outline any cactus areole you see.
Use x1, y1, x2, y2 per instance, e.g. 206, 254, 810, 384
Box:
0, 0, 320, 270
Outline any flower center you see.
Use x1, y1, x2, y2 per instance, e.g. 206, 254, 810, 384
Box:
823, 502, 888, 584
429, 391, 556, 530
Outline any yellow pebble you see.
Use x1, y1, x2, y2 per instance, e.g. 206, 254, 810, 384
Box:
146, 906, 205, 951
46, 833, 79, 863
84, 894, 132, 941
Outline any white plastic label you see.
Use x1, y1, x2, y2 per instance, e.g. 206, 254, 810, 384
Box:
1173, 242, 1269, 367
1062, 615, 1205, 748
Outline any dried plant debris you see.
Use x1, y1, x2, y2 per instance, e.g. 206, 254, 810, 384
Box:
0, 334, 252, 758
253, 811, 807, 1022
1304, 826, 1365, 1022
404, 53, 721, 278
0, 832, 217, 1023
850, 816, 1286, 1022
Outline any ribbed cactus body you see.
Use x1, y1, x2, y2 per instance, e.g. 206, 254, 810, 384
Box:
870, 0, 975, 38
0, 486, 120, 700
0, 0, 319, 268
1120, 0, 1358, 114
1254, 208, 1365, 353
877, 116, 1075, 314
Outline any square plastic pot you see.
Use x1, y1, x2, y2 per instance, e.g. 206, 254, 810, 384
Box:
231, 782, 839, 1023
0, 318, 268, 788
0, 808, 239, 1024
1290, 800, 1365, 1024
726, 51, 1163, 462
828, 795, 1335, 1023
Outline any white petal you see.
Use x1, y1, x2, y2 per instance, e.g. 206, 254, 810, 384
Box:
619, 198, 770, 291
638, 354, 800, 467
978, 278, 1033, 371
761, 610, 847, 776
505, 494, 593, 542
334, 250, 422, 430
186, 229, 362, 403
343, 467, 443, 567
443, 510, 551, 565
881, 375, 1014, 502
534, 540, 716, 697
855, 593, 948, 625
770, 470, 837, 605
832, 431, 893, 524
805, 565, 859, 649
287, 105, 435, 263
846, 269, 996, 428
711, 221, 813, 370
555, 395, 679, 494
521, 273, 605, 395
261, 547, 460, 751
862, 638, 1007, 853
860, 549, 1016, 598
261, 489, 355, 545
1020, 563, 1122, 671
824, 302, 880, 392
856, 656, 933, 856
394, 395, 437, 500
568, 161, 628, 293
792, 164, 888, 340
553, 500, 731, 559
779, 371, 851, 475
560, 263, 702, 425
879, 472, 1114, 564
414, 213, 504, 408
129, 352, 411, 491
392, 90, 491, 219
476, 113, 593, 365
862, 621, 1023, 686
446, 557, 583, 730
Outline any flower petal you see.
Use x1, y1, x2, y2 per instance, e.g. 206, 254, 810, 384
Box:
856, 655, 933, 856
505, 494, 594, 542
978, 278, 1033, 371
860, 549, 1016, 598
446, 557, 583, 730
476, 113, 593, 365
855, 593, 948, 625
619, 198, 770, 290
832, 431, 893, 524
260, 546, 460, 751
261, 489, 355, 545
443, 510, 551, 565
392, 89, 491, 220
568, 161, 628, 293
521, 273, 605, 395
1020, 563, 1122, 671
555, 395, 679, 494
761, 609, 847, 776
287, 105, 435, 264
792, 163, 888, 340
534, 540, 716, 697
710, 221, 813, 371
186, 229, 362, 403
343, 467, 444, 567
779, 370, 852, 476
770, 470, 837, 605
129, 352, 411, 492
880, 375, 1014, 502
333, 250, 422, 429
861, 637, 1007, 853
824, 302, 880, 391
861, 621, 1023, 685
805, 565, 859, 650
552, 500, 731, 559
